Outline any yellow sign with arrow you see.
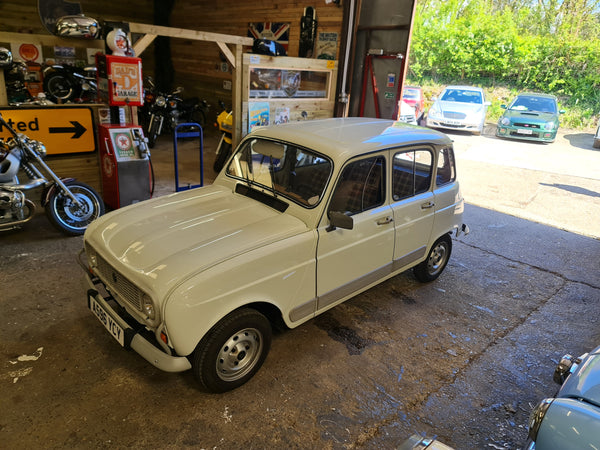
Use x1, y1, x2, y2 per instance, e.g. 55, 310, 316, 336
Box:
0, 107, 96, 155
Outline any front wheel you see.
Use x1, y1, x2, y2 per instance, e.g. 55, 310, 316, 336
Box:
191, 308, 272, 393
45, 181, 105, 236
413, 234, 452, 282
594, 137, 600, 149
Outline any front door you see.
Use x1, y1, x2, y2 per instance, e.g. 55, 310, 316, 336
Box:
316, 154, 394, 311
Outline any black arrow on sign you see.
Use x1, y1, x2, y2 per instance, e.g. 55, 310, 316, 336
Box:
49, 121, 87, 139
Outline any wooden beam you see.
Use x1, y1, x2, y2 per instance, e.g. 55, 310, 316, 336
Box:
128, 23, 253, 47
0, 32, 105, 49
232, 44, 243, 148
133, 33, 157, 56
217, 42, 235, 68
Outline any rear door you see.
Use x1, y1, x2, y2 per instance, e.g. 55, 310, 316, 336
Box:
389, 147, 436, 270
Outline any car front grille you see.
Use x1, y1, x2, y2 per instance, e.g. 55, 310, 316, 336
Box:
92, 249, 143, 311
514, 122, 541, 129
443, 111, 466, 119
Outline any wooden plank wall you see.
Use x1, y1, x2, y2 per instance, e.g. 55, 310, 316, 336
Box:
170, 1, 344, 120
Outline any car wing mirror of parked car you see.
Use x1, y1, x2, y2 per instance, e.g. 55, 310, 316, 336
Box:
559, 109, 566, 114
327, 211, 353, 232
500, 104, 507, 109
484, 101, 492, 106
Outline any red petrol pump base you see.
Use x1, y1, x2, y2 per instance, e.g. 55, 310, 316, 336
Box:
99, 125, 152, 210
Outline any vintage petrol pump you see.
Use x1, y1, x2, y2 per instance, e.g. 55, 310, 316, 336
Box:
96, 36, 151, 210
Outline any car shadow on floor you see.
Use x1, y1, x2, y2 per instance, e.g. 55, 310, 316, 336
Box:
563, 132, 598, 151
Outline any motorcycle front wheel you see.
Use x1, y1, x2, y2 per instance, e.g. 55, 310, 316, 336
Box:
147, 116, 162, 148
45, 181, 105, 236
43, 72, 79, 103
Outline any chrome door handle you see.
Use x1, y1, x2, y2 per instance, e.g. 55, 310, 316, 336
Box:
421, 201, 435, 209
376, 216, 394, 225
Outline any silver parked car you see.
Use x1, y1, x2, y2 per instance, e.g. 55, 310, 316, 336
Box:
426, 85, 490, 135
527, 345, 600, 449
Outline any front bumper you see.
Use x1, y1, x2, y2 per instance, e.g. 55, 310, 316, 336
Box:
496, 125, 556, 142
85, 273, 192, 373
427, 118, 481, 133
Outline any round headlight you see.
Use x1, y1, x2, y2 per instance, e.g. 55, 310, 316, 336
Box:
34, 142, 47, 158
544, 121, 555, 130
501, 117, 510, 126
88, 252, 98, 268
528, 398, 553, 442
155, 96, 166, 107
142, 293, 155, 320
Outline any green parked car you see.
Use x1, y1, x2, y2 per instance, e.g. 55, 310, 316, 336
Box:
496, 93, 564, 143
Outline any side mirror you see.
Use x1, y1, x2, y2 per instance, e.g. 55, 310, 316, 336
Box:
326, 211, 353, 232
500, 104, 507, 109
484, 101, 491, 106
559, 109, 566, 114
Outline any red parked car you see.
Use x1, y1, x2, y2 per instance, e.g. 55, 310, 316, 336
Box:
402, 86, 425, 121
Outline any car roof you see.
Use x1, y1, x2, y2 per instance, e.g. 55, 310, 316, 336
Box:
248, 118, 452, 162
517, 92, 557, 100
443, 85, 485, 92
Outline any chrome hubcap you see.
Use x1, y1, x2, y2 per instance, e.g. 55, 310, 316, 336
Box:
216, 328, 263, 382
427, 242, 448, 275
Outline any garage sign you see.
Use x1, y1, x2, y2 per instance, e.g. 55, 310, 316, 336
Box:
0, 107, 96, 155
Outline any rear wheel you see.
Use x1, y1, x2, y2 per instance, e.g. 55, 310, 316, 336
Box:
44, 72, 79, 103
191, 308, 272, 393
413, 234, 452, 282
594, 138, 600, 149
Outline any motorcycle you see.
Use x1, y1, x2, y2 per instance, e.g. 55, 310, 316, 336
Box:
213, 101, 233, 172
0, 113, 105, 235
0, 47, 33, 104
144, 78, 208, 148
42, 64, 98, 103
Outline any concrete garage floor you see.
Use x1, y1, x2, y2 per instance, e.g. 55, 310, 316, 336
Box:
1, 126, 599, 449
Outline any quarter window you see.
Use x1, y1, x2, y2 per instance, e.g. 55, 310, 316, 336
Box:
392, 149, 433, 201
436, 147, 456, 186
329, 156, 385, 215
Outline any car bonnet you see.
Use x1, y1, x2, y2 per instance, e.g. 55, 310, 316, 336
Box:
559, 346, 600, 406
84, 184, 309, 293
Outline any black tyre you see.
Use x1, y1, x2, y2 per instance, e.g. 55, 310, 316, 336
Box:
413, 234, 452, 282
594, 138, 600, 149
213, 141, 232, 173
191, 109, 206, 129
43, 72, 79, 103
45, 181, 105, 236
147, 118, 161, 148
191, 308, 272, 393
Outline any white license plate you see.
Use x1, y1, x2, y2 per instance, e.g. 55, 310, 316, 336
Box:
445, 120, 461, 126
89, 295, 126, 346
517, 129, 533, 135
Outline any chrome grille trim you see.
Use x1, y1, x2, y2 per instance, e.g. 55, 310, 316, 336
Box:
87, 244, 143, 311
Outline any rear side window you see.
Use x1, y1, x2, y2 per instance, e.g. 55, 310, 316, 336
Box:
329, 156, 385, 215
392, 149, 433, 201
436, 147, 456, 186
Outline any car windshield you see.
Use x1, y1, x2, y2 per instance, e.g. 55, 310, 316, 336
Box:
440, 89, 483, 104
226, 137, 332, 208
510, 96, 557, 113
403, 88, 420, 100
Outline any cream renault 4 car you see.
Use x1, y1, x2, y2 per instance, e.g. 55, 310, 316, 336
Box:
82, 118, 469, 392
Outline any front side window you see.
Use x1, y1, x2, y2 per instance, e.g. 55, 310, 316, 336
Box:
226, 138, 332, 208
328, 156, 385, 215
392, 149, 433, 201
